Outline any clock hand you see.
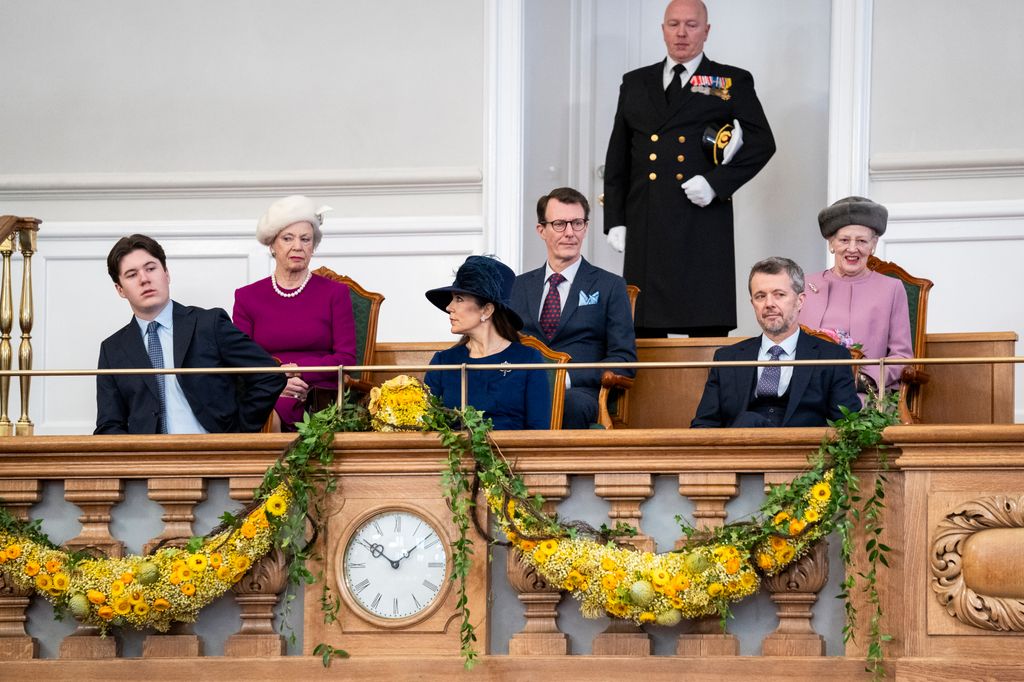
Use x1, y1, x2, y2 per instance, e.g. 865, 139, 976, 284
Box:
359, 539, 401, 569
395, 534, 431, 566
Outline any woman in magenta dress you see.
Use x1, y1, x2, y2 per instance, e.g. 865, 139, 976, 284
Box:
233, 195, 356, 430
798, 196, 913, 393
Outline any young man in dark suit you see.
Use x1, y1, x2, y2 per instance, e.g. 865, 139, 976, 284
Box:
691, 257, 860, 428
510, 187, 638, 429
95, 234, 284, 434
603, 0, 775, 338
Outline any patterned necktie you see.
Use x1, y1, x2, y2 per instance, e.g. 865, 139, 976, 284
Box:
146, 321, 168, 433
666, 63, 686, 106
539, 272, 566, 340
756, 345, 785, 397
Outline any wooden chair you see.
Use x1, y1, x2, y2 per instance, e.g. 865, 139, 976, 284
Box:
518, 333, 571, 430
595, 284, 640, 429
261, 268, 385, 432
867, 255, 934, 424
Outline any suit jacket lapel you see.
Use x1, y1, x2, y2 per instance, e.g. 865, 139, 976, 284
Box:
554, 258, 595, 338
118, 318, 162, 402
666, 55, 706, 118
172, 302, 195, 370
644, 61, 669, 119
731, 336, 759, 411
783, 332, 817, 425
524, 267, 546, 327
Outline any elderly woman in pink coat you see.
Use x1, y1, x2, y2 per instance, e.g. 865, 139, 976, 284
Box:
798, 196, 913, 393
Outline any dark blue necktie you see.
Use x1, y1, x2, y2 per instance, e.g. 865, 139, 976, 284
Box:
146, 321, 168, 433
756, 345, 785, 397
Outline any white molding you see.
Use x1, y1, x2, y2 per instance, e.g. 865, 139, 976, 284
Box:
870, 150, 1024, 181
36, 215, 484, 242
885, 198, 1024, 223
826, 0, 873, 200
485, 0, 524, 269
570, 0, 597, 261
0, 167, 483, 201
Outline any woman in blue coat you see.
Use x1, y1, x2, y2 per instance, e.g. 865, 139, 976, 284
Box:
424, 256, 551, 430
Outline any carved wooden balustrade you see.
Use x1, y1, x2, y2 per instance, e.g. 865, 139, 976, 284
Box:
0, 427, 1022, 679
0, 215, 39, 437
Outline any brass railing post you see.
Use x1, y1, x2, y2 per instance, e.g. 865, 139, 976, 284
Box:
15, 221, 38, 436
0, 231, 14, 436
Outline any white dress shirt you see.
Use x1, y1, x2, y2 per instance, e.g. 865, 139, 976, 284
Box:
135, 303, 208, 434
539, 258, 583, 317
663, 53, 705, 90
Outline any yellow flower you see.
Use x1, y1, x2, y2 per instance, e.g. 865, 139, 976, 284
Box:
519, 540, 536, 552
651, 568, 670, 587
169, 572, 182, 585
602, 574, 620, 591
153, 598, 170, 612
708, 583, 724, 597
773, 511, 790, 526
540, 540, 558, 554
179, 567, 193, 581
265, 493, 288, 517
129, 590, 145, 604
769, 535, 788, 551
97, 605, 115, 620
532, 547, 549, 564
638, 611, 657, 623
232, 571, 246, 583
775, 545, 796, 563
209, 552, 223, 568
670, 574, 690, 591
180, 583, 196, 596
789, 519, 807, 535
133, 602, 150, 616
756, 553, 774, 570
724, 557, 741, 575
120, 571, 134, 585
804, 508, 820, 523
240, 521, 258, 539
186, 554, 208, 572
87, 590, 106, 605
45, 559, 62, 574
35, 574, 52, 590
110, 580, 125, 596
233, 555, 251, 572
51, 573, 70, 591
811, 482, 831, 502
601, 557, 617, 571
114, 598, 131, 615
5, 544, 21, 560
217, 565, 233, 581
24, 560, 40, 576
171, 559, 186, 571
740, 572, 757, 590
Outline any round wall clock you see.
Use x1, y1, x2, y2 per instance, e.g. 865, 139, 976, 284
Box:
341, 508, 449, 622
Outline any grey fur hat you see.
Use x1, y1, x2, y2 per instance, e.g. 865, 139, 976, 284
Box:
425, 255, 523, 330
817, 196, 888, 238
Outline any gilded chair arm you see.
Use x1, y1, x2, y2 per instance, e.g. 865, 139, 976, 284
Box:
342, 375, 376, 395
600, 370, 635, 391
900, 365, 930, 386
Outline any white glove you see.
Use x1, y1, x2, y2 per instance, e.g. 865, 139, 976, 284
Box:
607, 225, 626, 253
722, 118, 743, 165
681, 175, 716, 207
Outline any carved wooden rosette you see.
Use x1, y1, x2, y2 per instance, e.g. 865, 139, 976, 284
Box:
592, 473, 653, 656
931, 494, 1024, 631
761, 540, 828, 656
59, 478, 124, 659
676, 472, 739, 656
0, 479, 40, 658
507, 473, 569, 656
222, 476, 288, 656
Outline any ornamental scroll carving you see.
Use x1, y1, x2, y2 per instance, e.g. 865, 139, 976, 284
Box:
931, 495, 1024, 631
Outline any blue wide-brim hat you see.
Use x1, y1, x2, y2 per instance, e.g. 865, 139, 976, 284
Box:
425, 255, 523, 330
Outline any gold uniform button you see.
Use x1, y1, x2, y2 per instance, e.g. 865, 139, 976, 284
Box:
676, 173, 684, 181
678, 135, 686, 143
650, 134, 659, 142
649, 153, 657, 161
649, 172, 657, 181
677, 154, 685, 162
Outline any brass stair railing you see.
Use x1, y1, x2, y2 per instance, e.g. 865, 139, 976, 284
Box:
0, 215, 39, 436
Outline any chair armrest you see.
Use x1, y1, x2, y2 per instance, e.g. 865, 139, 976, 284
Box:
900, 366, 930, 386
343, 376, 376, 394
600, 370, 635, 391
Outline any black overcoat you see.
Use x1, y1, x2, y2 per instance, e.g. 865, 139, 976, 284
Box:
603, 55, 775, 330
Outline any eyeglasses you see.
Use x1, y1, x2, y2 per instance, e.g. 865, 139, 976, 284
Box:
541, 218, 589, 232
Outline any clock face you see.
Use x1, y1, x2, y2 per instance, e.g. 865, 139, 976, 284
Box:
342, 510, 448, 621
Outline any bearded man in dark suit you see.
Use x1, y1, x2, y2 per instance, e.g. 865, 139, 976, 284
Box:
603, 0, 775, 338
511, 187, 637, 429
691, 257, 861, 428
95, 234, 283, 434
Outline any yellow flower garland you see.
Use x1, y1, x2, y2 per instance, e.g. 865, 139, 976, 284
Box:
0, 484, 289, 632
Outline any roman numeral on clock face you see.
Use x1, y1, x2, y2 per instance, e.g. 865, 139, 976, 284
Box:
353, 578, 371, 594
370, 593, 381, 610
422, 579, 438, 592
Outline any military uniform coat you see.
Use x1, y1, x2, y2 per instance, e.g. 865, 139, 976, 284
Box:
603, 55, 775, 331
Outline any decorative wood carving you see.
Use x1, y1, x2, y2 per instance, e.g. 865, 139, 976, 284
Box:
0, 479, 39, 658
931, 494, 1024, 631
592, 473, 652, 656
225, 548, 288, 657
507, 474, 569, 656
762, 540, 828, 655
144, 477, 207, 554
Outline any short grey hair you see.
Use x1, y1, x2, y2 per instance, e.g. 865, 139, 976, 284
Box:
748, 257, 805, 295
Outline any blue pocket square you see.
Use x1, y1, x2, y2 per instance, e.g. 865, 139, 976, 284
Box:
579, 291, 599, 306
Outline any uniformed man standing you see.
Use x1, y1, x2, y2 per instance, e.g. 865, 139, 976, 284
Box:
603, 0, 775, 337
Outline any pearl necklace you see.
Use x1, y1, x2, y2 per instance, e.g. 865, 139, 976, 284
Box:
271, 271, 312, 299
